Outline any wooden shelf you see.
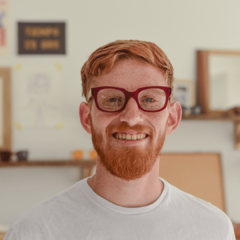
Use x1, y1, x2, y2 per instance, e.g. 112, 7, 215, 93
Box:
0, 160, 97, 179
0, 160, 96, 167
182, 113, 240, 121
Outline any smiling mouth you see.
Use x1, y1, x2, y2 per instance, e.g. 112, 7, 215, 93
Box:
112, 132, 149, 141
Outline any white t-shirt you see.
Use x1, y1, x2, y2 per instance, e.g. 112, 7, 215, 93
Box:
4, 177, 236, 240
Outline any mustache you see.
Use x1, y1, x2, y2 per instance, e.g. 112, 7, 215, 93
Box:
107, 122, 153, 135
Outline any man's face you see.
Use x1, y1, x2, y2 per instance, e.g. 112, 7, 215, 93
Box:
87, 58, 172, 180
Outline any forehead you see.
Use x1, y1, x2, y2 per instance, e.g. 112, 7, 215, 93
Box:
91, 58, 168, 91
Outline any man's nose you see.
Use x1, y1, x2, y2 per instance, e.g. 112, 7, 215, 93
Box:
119, 97, 143, 126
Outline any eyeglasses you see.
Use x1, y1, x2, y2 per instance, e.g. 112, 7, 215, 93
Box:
0, 150, 29, 162
88, 86, 171, 113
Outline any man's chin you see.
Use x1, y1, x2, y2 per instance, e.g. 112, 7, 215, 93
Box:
96, 143, 157, 180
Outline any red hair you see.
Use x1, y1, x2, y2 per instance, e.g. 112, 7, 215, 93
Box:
81, 40, 174, 101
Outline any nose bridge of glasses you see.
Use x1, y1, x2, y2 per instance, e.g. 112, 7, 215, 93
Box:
124, 89, 139, 105
123, 92, 140, 112
119, 95, 143, 124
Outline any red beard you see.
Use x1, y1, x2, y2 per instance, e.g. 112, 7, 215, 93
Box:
91, 117, 167, 180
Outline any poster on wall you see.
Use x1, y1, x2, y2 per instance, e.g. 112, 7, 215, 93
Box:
18, 22, 66, 54
14, 64, 63, 129
0, 0, 9, 56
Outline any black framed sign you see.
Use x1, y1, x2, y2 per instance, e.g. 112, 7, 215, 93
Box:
18, 22, 66, 54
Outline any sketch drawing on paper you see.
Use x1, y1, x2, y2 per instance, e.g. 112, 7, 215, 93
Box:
27, 73, 59, 126
16, 66, 62, 128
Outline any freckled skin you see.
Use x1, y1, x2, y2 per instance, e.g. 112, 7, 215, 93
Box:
80, 58, 182, 208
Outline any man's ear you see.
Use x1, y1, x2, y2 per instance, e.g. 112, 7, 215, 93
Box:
79, 102, 92, 134
166, 101, 182, 135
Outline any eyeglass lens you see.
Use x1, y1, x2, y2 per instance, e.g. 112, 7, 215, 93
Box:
97, 88, 166, 111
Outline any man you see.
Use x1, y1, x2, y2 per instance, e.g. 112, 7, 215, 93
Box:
5, 40, 236, 239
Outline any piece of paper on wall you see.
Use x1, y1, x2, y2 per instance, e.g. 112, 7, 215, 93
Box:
0, 0, 9, 56
15, 65, 62, 128
0, 77, 3, 146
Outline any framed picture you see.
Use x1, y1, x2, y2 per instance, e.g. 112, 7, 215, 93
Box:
197, 50, 240, 113
172, 79, 196, 108
0, 68, 11, 150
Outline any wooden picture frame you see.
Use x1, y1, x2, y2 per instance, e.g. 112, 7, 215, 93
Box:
172, 79, 196, 108
0, 68, 12, 150
197, 50, 240, 114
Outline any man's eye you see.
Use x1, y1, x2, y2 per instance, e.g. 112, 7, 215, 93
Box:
144, 97, 154, 102
109, 97, 121, 102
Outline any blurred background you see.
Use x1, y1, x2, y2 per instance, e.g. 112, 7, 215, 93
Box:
0, 0, 240, 232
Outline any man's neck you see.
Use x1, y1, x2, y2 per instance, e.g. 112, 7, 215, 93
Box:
87, 158, 163, 208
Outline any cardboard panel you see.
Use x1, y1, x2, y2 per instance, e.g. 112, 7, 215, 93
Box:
159, 153, 226, 212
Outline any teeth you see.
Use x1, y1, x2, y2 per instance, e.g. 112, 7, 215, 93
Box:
126, 134, 131, 140
115, 133, 147, 140
132, 134, 137, 140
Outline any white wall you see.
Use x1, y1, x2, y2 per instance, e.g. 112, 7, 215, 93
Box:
0, 0, 240, 225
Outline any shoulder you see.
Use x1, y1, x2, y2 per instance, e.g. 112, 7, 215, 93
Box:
5, 179, 88, 240
163, 180, 235, 239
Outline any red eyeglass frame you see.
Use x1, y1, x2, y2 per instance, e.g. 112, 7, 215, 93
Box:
89, 86, 172, 113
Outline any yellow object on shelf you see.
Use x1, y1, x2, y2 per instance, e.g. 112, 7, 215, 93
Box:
72, 150, 84, 160
89, 150, 97, 160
